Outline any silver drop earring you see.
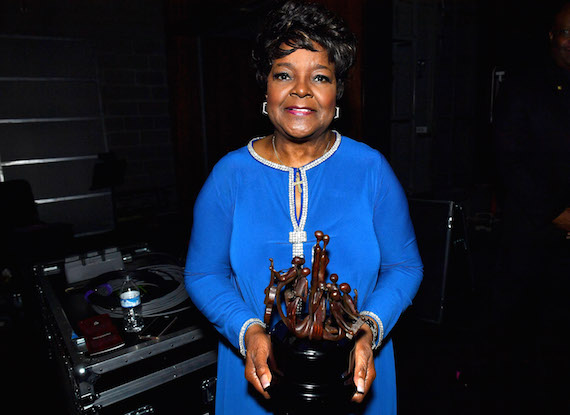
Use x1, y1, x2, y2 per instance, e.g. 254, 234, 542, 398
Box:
334, 106, 340, 120
262, 101, 268, 116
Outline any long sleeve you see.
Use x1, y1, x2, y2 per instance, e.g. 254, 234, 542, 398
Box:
184, 160, 259, 352
361, 154, 423, 340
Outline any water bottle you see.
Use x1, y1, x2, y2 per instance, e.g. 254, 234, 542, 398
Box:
120, 274, 144, 333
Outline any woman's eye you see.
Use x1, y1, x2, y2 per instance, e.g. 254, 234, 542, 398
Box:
273, 72, 291, 81
314, 74, 331, 83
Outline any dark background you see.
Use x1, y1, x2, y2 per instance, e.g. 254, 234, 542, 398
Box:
0, 0, 561, 238
0, 0, 566, 414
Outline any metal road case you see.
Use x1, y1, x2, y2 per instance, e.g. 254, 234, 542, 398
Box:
33, 246, 218, 414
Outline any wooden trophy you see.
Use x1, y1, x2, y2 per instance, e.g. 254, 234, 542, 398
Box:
263, 231, 366, 414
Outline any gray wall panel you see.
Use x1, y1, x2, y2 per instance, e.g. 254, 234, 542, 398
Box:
0, 120, 105, 160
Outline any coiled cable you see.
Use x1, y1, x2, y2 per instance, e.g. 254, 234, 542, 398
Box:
90, 264, 192, 318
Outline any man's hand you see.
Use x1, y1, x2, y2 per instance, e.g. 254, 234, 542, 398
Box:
244, 323, 272, 399
351, 324, 376, 403
552, 208, 570, 232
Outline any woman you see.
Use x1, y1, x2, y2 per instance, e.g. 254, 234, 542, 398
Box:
185, 1, 423, 414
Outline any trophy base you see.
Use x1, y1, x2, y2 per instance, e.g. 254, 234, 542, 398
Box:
268, 320, 356, 415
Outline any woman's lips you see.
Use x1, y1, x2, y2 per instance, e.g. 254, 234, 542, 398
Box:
286, 107, 315, 116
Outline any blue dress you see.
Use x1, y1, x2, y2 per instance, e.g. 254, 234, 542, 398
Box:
185, 133, 423, 414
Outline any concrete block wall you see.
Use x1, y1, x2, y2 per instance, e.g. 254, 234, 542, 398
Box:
0, 0, 177, 223
95, 35, 177, 220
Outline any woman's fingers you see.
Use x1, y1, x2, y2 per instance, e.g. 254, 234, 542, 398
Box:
351, 325, 376, 403
243, 323, 377, 402
244, 324, 273, 399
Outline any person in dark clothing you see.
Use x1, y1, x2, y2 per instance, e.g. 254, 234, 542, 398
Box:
492, 2, 570, 413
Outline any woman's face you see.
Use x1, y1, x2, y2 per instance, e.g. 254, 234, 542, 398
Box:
266, 42, 337, 141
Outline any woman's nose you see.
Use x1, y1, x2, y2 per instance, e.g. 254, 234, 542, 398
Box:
291, 78, 313, 98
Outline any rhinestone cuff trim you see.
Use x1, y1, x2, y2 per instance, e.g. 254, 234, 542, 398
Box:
239, 318, 266, 358
360, 310, 384, 350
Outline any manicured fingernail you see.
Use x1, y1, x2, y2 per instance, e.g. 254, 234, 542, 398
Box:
356, 378, 365, 394
261, 374, 271, 390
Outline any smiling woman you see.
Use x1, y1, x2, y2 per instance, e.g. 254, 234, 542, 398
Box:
250, 0, 355, 168
262, 45, 338, 162
184, 2, 423, 415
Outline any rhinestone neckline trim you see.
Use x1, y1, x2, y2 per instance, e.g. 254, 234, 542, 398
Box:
247, 131, 341, 258
247, 130, 341, 172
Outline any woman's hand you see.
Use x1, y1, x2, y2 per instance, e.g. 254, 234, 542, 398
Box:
351, 324, 376, 403
244, 323, 273, 399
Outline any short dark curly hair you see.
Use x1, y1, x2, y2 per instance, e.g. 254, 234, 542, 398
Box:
252, 0, 357, 99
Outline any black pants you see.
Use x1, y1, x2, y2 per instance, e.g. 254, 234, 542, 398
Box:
489, 234, 569, 414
